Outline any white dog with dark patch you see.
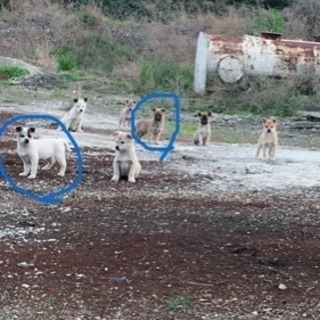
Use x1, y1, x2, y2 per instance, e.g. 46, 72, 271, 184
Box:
193, 112, 212, 146
16, 126, 70, 179
60, 98, 88, 132
111, 131, 141, 183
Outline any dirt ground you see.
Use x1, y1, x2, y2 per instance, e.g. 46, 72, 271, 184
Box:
0, 92, 320, 320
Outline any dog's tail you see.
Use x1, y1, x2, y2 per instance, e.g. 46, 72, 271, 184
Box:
64, 141, 72, 152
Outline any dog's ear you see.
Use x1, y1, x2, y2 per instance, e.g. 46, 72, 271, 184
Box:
272, 119, 277, 123
161, 108, 166, 113
263, 118, 267, 123
152, 107, 156, 111
195, 112, 201, 117
16, 126, 22, 132
126, 133, 132, 139
84, 97, 88, 102
133, 100, 136, 104
29, 127, 36, 133
74, 98, 78, 103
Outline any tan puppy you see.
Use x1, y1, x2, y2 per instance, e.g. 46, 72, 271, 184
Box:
119, 99, 136, 128
111, 131, 141, 183
193, 112, 212, 146
256, 118, 278, 159
135, 107, 166, 144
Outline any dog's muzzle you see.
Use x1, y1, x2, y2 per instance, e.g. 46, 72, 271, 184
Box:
155, 113, 162, 121
201, 118, 208, 125
24, 139, 29, 144
267, 129, 271, 133
115, 146, 120, 151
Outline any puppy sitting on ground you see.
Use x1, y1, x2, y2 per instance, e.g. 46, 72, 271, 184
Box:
256, 118, 278, 159
119, 99, 136, 128
111, 131, 141, 183
193, 112, 212, 146
60, 98, 88, 132
135, 107, 166, 144
16, 126, 70, 179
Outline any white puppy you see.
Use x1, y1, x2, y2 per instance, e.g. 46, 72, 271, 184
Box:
111, 131, 141, 183
16, 126, 70, 179
60, 98, 88, 132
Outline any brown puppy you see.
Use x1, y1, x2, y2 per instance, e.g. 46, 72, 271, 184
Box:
193, 112, 212, 146
119, 99, 136, 129
111, 131, 141, 183
256, 118, 278, 159
135, 107, 166, 144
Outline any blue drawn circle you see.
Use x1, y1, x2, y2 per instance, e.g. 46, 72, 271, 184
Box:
130, 92, 180, 162
0, 114, 83, 204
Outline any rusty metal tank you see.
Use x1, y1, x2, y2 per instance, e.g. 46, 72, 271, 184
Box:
194, 31, 320, 94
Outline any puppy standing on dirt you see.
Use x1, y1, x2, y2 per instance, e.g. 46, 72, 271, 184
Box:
111, 131, 141, 183
16, 126, 70, 179
256, 118, 278, 159
135, 107, 166, 144
119, 99, 136, 129
193, 112, 212, 146
60, 98, 88, 132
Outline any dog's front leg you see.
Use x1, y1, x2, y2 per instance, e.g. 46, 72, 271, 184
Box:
111, 161, 120, 182
19, 159, 31, 177
203, 136, 208, 146
198, 135, 203, 146
28, 157, 39, 179
255, 145, 262, 158
76, 119, 84, 133
128, 162, 136, 183
262, 144, 268, 159
270, 143, 277, 160
147, 129, 152, 145
154, 132, 162, 145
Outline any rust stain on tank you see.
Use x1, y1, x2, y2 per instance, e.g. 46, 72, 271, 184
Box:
209, 35, 243, 56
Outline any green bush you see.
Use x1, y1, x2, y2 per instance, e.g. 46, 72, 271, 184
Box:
134, 61, 193, 96
251, 8, 287, 33
56, 33, 136, 74
54, 46, 78, 71
231, 79, 305, 117
53, 34, 135, 73
0, 0, 10, 10
0, 64, 29, 79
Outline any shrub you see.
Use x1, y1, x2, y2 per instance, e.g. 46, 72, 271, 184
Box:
0, 64, 29, 79
134, 61, 193, 96
251, 8, 287, 33
54, 46, 78, 71
57, 33, 136, 74
236, 78, 306, 117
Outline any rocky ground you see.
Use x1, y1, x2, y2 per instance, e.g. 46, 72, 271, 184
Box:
0, 88, 320, 319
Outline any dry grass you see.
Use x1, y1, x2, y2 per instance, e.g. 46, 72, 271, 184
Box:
111, 61, 139, 81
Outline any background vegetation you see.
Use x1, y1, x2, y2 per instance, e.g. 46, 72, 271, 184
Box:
0, 0, 319, 116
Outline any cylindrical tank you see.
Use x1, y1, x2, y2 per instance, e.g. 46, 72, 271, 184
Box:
194, 31, 320, 94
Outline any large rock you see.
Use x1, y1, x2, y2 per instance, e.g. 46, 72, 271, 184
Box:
0, 56, 44, 75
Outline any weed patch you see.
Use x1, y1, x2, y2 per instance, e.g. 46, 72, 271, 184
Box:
0, 65, 29, 79
134, 61, 193, 96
